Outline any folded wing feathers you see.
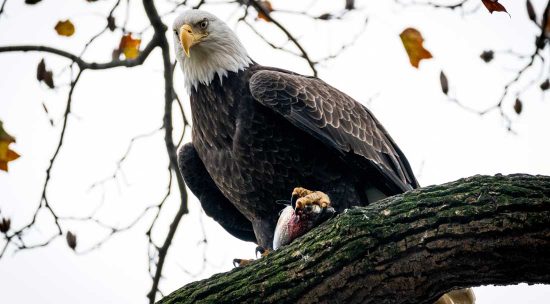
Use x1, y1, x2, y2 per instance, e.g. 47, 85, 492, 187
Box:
250, 70, 418, 191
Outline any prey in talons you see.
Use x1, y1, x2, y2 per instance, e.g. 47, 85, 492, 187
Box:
233, 187, 335, 267
274, 187, 336, 250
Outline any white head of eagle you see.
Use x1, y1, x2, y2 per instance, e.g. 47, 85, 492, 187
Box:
172, 10, 252, 91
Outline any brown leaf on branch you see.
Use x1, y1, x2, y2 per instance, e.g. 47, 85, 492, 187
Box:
257, 1, 273, 22
66, 231, 77, 250
526, 0, 537, 23
118, 34, 141, 59
0, 218, 10, 233
318, 13, 333, 20
481, 0, 510, 16
480, 50, 494, 63
107, 16, 116, 32
440, 71, 449, 95
55, 20, 75, 37
37, 59, 54, 88
540, 79, 549, 91
0, 121, 20, 172
399, 28, 433, 68
514, 98, 523, 114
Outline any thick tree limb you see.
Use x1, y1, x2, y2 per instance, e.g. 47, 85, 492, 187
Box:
159, 174, 550, 304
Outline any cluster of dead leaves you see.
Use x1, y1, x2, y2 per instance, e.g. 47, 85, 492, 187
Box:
401, 0, 550, 117
398, 1, 514, 69
0, 121, 20, 172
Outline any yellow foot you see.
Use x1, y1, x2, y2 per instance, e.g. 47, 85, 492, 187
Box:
292, 187, 331, 210
232, 258, 253, 267
255, 246, 270, 258
232, 246, 271, 267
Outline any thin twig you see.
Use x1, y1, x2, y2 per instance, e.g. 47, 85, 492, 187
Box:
89, 127, 162, 191
1, 70, 83, 257
249, 0, 318, 76
0, 0, 8, 18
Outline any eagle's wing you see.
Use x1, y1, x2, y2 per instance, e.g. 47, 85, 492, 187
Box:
249, 70, 418, 193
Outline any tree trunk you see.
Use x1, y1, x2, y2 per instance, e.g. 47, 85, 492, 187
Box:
158, 174, 550, 304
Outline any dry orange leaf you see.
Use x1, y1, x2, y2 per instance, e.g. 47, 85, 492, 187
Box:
55, 20, 75, 37
257, 1, 273, 22
399, 28, 433, 68
481, 0, 510, 16
119, 34, 141, 59
0, 121, 20, 172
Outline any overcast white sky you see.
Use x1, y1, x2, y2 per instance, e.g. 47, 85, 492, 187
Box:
1, 0, 549, 303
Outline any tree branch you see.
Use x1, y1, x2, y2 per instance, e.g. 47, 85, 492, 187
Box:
141, 1, 189, 303
158, 174, 550, 304
0, 0, 8, 19
248, 0, 318, 76
0, 69, 83, 258
0, 36, 158, 70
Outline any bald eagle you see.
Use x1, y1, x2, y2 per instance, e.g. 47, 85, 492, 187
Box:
173, 10, 418, 249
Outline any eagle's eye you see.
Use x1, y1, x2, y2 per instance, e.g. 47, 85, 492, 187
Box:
173, 29, 178, 36
199, 19, 209, 30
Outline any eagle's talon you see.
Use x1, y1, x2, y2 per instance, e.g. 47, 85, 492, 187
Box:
234, 246, 271, 268
291, 187, 311, 209
233, 258, 254, 267
255, 245, 270, 258
291, 187, 331, 213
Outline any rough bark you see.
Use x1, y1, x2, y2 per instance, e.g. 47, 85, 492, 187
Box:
158, 174, 550, 304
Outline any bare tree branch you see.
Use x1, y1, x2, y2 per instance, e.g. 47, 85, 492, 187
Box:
441, 0, 550, 131
141, 1, 189, 302
89, 127, 162, 191
1, 69, 83, 257
0, 36, 158, 70
0, 0, 8, 19
248, 0, 318, 76
394, 0, 471, 10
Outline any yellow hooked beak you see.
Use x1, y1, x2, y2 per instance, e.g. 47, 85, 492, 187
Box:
179, 24, 207, 57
